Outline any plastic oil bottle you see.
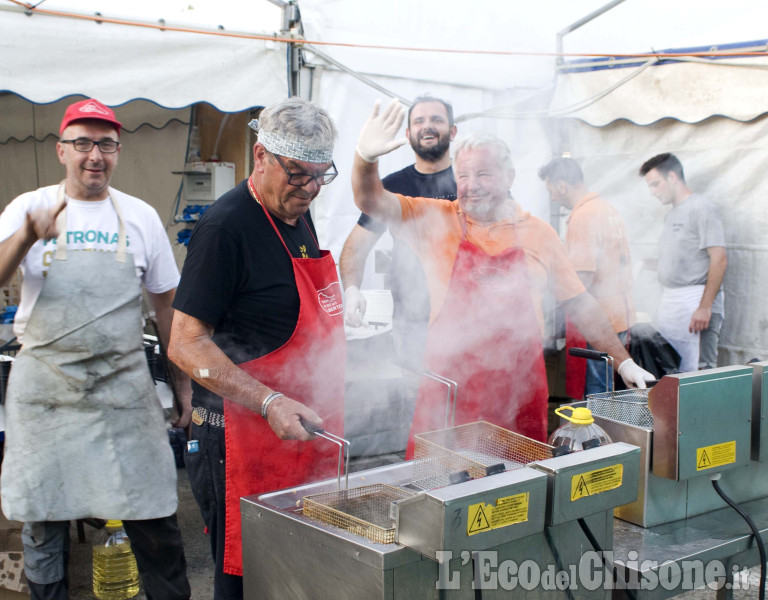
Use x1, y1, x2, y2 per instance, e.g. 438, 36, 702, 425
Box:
548, 405, 612, 454
92, 520, 140, 600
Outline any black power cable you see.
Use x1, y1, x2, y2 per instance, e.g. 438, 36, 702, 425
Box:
712, 478, 766, 600
543, 525, 577, 600
578, 517, 637, 600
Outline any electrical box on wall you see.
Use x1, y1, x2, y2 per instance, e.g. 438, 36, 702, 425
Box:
182, 162, 235, 202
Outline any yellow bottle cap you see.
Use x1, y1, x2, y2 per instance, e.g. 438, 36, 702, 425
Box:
105, 520, 124, 528
554, 405, 595, 425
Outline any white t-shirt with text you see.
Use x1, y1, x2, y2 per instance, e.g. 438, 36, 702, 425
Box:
0, 184, 179, 340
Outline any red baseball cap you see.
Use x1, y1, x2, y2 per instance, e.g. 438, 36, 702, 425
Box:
59, 99, 122, 136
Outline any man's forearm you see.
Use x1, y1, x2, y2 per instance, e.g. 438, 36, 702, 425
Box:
168, 310, 323, 441
150, 289, 193, 423
351, 154, 401, 224
0, 197, 68, 286
0, 228, 35, 288
168, 314, 271, 413
699, 247, 727, 310
339, 225, 381, 289
565, 292, 631, 368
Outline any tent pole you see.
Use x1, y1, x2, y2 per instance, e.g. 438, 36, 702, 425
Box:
302, 45, 412, 105
269, 0, 303, 96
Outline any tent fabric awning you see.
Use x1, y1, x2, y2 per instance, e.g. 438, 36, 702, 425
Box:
552, 54, 768, 126
0, 95, 190, 144
0, 5, 288, 112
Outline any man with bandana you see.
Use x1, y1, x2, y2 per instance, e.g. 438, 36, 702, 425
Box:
341, 95, 457, 367
168, 97, 343, 600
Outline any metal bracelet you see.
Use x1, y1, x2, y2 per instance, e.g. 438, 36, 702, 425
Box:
260, 392, 284, 419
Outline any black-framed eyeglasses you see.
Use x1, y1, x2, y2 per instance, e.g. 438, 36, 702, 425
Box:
271, 152, 337, 186
60, 138, 120, 154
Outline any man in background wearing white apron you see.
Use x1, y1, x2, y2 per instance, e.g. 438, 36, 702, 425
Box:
639, 152, 727, 372
0, 99, 191, 600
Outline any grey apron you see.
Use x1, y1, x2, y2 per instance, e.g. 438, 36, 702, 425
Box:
0, 184, 177, 522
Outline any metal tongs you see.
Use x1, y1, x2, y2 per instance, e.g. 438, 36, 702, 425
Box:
300, 417, 350, 490
391, 357, 458, 428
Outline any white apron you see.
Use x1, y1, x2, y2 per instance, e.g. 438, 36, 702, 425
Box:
655, 285, 704, 374
0, 185, 177, 522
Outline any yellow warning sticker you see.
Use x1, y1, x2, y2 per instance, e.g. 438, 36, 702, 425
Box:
570, 464, 624, 501
696, 441, 736, 471
467, 493, 529, 536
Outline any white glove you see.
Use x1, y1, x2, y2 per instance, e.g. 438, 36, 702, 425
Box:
355, 99, 408, 163
344, 286, 367, 327
617, 358, 656, 389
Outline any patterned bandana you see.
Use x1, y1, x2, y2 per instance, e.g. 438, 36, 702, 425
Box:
248, 119, 333, 163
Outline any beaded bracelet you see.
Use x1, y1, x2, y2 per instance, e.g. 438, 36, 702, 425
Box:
260, 392, 284, 419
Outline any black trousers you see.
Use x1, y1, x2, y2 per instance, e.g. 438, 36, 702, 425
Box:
185, 419, 243, 600
24, 515, 190, 600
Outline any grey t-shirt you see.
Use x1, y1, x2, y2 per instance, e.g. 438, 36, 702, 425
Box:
657, 192, 725, 288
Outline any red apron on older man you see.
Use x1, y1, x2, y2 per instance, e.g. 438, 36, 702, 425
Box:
406, 218, 549, 459
222, 190, 345, 575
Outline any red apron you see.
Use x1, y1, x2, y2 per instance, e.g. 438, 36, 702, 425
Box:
405, 218, 549, 459
222, 182, 345, 575
565, 320, 588, 400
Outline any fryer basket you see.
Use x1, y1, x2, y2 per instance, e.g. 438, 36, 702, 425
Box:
302, 483, 417, 544
412, 421, 553, 489
586, 389, 652, 428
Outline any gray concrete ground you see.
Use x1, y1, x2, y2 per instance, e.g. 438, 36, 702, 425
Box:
63, 454, 765, 600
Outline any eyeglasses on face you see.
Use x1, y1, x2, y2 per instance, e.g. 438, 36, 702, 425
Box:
270, 152, 337, 186
60, 138, 120, 153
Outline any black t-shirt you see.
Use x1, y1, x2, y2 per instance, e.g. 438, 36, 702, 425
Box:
356, 165, 456, 326
173, 180, 320, 410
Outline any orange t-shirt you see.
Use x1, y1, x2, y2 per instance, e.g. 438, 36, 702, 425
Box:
565, 192, 636, 333
393, 196, 586, 335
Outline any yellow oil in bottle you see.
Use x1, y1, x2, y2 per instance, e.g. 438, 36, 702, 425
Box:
92, 520, 140, 600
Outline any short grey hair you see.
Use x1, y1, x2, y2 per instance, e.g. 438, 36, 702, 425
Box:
538, 156, 584, 185
452, 133, 514, 173
255, 97, 337, 163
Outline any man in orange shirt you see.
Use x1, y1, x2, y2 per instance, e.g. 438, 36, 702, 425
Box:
539, 157, 636, 396
352, 99, 653, 452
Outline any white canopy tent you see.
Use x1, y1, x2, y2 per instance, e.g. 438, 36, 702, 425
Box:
2, 0, 768, 363
0, 0, 287, 110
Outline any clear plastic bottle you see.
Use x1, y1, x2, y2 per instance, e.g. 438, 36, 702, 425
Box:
548, 406, 612, 453
92, 520, 140, 600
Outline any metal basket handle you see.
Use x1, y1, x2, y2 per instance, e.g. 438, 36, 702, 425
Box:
300, 417, 350, 490
423, 371, 458, 429
568, 347, 615, 394
390, 358, 458, 428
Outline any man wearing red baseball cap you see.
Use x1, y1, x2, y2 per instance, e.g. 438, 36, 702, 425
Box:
58, 98, 123, 135
0, 98, 192, 600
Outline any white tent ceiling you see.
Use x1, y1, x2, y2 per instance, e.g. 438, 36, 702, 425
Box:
2, 0, 768, 113
0, 0, 287, 111
301, 0, 768, 87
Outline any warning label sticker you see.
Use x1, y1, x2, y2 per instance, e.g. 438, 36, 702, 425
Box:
696, 441, 736, 471
570, 464, 624, 501
467, 493, 529, 536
